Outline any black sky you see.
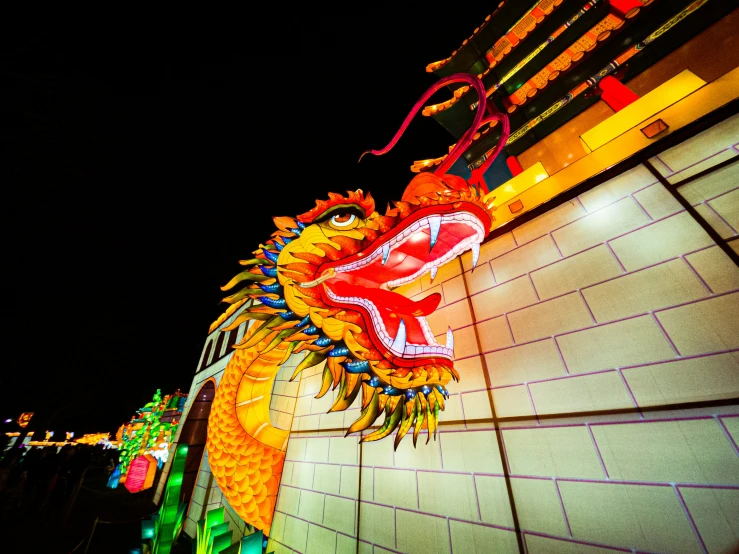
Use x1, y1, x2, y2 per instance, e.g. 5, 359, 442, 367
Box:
2, 7, 494, 436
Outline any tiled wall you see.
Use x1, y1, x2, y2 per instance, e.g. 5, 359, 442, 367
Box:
650, 113, 739, 253
267, 116, 739, 553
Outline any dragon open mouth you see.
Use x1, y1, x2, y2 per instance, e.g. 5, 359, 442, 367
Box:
320, 207, 485, 363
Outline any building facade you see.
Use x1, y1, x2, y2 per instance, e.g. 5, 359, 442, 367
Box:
157, 4, 739, 553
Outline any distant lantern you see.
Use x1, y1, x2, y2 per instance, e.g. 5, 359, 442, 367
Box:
17, 412, 34, 428
124, 454, 157, 493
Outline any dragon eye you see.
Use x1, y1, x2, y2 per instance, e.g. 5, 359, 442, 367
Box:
330, 212, 356, 227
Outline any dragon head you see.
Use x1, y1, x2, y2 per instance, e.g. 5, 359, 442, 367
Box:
220, 74, 508, 449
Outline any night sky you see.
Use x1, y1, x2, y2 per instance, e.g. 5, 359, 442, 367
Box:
2, 8, 493, 436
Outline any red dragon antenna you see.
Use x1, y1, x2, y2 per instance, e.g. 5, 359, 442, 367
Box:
468, 102, 511, 191
359, 73, 507, 178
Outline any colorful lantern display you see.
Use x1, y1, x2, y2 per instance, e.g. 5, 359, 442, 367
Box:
117, 389, 187, 487
141, 444, 188, 554
205, 73, 508, 535
192, 507, 268, 554
75, 432, 111, 446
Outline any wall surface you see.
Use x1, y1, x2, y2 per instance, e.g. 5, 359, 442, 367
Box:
266, 114, 739, 554
171, 114, 739, 553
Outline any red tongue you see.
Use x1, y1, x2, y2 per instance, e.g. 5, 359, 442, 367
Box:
327, 280, 441, 316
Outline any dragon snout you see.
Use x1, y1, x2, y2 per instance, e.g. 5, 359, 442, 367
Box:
401, 172, 481, 203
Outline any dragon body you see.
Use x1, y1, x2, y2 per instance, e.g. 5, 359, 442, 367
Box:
205, 74, 509, 535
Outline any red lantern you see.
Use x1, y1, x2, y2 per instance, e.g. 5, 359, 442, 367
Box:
124, 454, 157, 493
599, 75, 639, 112
506, 156, 524, 177
609, 0, 642, 19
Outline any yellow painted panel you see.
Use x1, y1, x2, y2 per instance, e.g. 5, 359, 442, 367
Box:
490, 66, 739, 231
484, 162, 549, 210
581, 70, 706, 152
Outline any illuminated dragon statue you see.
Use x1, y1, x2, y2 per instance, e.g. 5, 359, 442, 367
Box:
206, 74, 509, 534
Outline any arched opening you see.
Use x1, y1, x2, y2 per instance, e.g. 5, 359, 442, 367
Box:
177, 379, 215, 512
225, 328, 239, 354
199, 341, 213, 372
212, 332, 225, 363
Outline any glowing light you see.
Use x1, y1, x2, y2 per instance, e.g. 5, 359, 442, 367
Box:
140, 444, 188, 554
17, 412, 34, 428
124, 455, 157, 493
581, 70, 705, 151
107, 465, 121, 489
116, 388, 187, 487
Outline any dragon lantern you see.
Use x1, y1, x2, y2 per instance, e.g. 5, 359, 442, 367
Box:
206, 74, 509, 534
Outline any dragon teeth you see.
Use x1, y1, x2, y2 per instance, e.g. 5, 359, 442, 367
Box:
428, 216, 441, 250
471, 242, 480, 270
390, 319, 406, 354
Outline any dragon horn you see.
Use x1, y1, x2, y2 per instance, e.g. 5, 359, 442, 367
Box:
469, 107, 511, 180
358, 73, 489, 176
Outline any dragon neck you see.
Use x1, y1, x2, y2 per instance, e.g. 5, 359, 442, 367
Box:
224, 320, 293, 452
